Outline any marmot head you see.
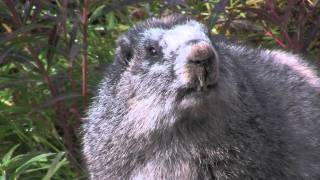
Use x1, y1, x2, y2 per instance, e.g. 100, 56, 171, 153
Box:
116, 15, 219, 102
99, 15, 238, 136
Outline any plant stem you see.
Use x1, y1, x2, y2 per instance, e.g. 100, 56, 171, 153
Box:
82, 0, 89, 105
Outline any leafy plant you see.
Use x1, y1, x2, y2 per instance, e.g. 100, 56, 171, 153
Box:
0, 145, 71, 180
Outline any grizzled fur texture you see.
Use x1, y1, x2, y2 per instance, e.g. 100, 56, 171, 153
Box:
82, 15, 320, 180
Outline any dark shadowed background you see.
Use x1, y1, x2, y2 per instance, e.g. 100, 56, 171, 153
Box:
0, 0, 319, 179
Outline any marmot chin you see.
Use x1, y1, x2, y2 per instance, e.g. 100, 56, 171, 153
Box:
82, 15, 320, 180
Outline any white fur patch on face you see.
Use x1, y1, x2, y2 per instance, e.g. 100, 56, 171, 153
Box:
142, 20, 211, 86
270, 50, 320, 88
161, 20, 210, 58
142, 28, 165, 41
174, 45, 193, 84
142, 20, 210, 58
149, 62, 170, 74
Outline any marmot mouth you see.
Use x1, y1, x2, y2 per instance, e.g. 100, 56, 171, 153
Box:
186, 83, 217, 94
176, 83, 217, 101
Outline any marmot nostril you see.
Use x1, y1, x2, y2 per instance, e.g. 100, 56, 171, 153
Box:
186, 41, 219, 90
187, 41, 215, 66
192, 58, 210, 65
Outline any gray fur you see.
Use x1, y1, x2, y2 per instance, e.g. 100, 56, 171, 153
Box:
82, 15, 320, 180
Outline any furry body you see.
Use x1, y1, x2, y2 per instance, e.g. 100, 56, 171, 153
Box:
82, 15, 320, 180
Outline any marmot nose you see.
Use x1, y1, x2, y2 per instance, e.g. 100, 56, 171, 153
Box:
187, 40, 215, 66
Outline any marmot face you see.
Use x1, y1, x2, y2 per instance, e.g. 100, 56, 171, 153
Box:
115, 15, 220, 115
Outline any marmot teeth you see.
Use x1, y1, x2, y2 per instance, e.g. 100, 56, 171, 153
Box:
196, 66, 208, 92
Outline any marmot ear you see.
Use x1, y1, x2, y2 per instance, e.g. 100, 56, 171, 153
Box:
115, 35, 133, 65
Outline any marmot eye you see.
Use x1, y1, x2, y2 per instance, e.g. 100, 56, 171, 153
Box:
147, 46, 157, 56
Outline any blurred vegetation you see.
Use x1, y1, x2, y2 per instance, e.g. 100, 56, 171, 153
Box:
0, 0, 319, 179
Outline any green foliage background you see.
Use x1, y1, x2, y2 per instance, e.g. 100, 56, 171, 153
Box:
0, 0, 319, 179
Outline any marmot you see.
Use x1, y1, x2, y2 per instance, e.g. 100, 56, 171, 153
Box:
82, 15, 320, 180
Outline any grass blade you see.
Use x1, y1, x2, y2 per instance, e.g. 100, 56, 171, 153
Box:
42, 152, 66, 180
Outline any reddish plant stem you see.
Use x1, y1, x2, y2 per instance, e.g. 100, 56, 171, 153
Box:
67, 66, 77, 99
5, 0, 81, 171
62, 0, 82, 125
263, 28, 287, 49
3, 0, 22, 26
265, 0, 293, 48
82, 0, 89, 104
4, 0, 57, 97
265, 0, 281, 23
279, 30, 293, 49
56, 108, 82, 171
70, 107, 83, 129
27, 46, 57, 97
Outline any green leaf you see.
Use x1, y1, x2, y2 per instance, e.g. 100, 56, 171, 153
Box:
0, 174, 5, 180
1, 144, 19, 167
13, 153, 53, 178
42, 152, 66, 180
5, 153, 43, 173
89, 5, 106, 23
0, 24, 49, 43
